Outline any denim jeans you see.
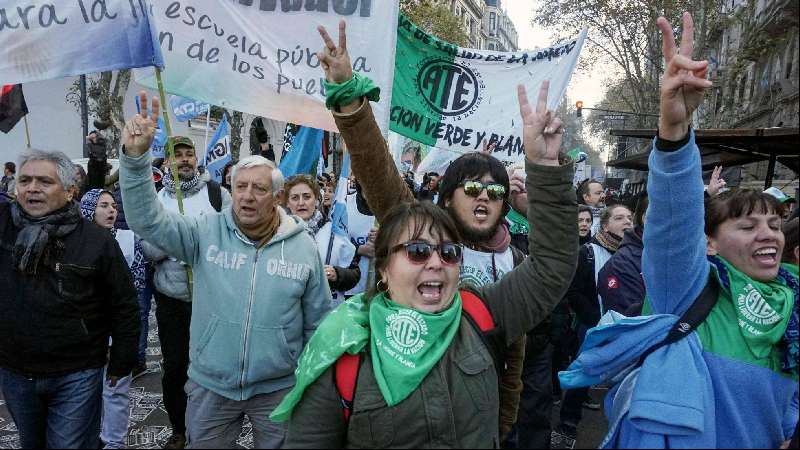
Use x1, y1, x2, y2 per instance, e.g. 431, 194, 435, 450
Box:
100, 367, 131, 449
0, 367, 103, 449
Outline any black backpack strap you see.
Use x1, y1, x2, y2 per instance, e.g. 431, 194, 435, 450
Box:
207, 180, 223, 212
637, 268, 719, 366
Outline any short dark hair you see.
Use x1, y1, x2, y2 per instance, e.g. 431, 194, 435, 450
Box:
634, 192, 649, 228
4, 162, 15, 174
705, 189, 783, 237
578, 204, 593, 221
436, 153, 510, 215
370, 202, 462, 299
782, 218, 798, 263
576, 178, 603, 205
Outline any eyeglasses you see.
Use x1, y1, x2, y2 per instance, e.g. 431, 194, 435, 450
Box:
390, 241, 463, 265
458, 180, 507, 201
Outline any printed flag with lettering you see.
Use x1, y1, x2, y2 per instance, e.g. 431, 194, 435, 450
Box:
169, 95, 209, 122
0, 84, 28, 133
390, 15, 586, 166
204, 114, 231, 183
0, 0, 163, 85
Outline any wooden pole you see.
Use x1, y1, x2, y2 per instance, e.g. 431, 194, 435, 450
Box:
23, 115, 31, 148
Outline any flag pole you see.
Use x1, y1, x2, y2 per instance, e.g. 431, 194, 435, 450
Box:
203, 107, 211, 166
155, 67, 193, 294
154, 67, 185, 215
23, 115, 31, 148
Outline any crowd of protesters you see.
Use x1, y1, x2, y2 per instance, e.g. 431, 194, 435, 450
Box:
0, 11, 797, 450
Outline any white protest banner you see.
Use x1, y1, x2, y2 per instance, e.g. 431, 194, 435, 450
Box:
0, 1, 163, 85
136, 1, 398, 133
390, 15, 586, 166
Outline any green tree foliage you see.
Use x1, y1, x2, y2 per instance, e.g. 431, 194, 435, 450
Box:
400, 0, 469, 47
532, 0, 718, 116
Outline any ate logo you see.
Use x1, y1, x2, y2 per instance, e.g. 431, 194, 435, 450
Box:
607, 276, 619, 289
416, 58, 483, 118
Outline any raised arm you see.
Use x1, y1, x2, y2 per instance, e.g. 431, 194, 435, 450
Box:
478, 82, 578, 345
317, 21, 415, 222
119, 92, 202, 265
642, 13, 713, 315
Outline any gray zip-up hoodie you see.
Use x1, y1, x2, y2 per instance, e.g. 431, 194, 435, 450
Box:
120, 150, 332, 400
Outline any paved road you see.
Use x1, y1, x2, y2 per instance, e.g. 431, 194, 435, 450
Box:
1, 308, 607, 449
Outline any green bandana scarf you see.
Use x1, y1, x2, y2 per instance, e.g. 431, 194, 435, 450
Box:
506, 208, 529, 236
369, 293, 462, 406
271, 291, 462, 422
715, 257, 794, 360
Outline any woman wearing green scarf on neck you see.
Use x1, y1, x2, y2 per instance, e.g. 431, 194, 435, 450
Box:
269, 21, 578, 448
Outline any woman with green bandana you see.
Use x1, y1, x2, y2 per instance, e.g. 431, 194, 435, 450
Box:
560, 13, 798, 448
268, 21, 578, 448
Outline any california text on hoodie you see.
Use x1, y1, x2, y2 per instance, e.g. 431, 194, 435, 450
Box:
120, 150, 332, 401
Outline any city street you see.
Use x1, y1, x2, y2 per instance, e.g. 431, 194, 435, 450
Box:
0, 308, 608, 449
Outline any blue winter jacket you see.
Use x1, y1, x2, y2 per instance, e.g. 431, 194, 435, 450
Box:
120, 150, 332, 401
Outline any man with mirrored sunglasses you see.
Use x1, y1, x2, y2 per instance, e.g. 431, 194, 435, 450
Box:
331, 119, 529, 444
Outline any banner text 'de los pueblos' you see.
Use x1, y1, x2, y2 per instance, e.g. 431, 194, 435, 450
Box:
390, 15, 586, 166
136, 1, 397, 134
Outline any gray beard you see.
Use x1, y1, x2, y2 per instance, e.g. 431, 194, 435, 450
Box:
178, 171, 196, 181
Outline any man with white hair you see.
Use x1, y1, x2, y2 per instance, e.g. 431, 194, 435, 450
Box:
0, 149, 140, 449
119, 93, 332, 449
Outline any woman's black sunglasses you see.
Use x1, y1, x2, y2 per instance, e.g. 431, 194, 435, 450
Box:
390, 241, 464, 265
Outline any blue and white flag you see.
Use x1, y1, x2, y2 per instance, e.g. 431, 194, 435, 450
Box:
0, 0, 163, 85
169, 95, 209, 122
204, 115, 231, 183
329, 151, 350, 238
278, 126, 324, 178
150, 117, 167, 159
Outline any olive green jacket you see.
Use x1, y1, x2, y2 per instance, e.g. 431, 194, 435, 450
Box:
285, 100, 577, 448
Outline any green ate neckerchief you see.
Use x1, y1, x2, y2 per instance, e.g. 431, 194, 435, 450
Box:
506, 208, 529, 236
716, 257, 794, 360
270, 291, 462, 422
369, 292, 462, 406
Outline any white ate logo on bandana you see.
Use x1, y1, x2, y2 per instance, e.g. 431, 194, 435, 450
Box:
386, 310, 429, 356
737, 283, 782, 335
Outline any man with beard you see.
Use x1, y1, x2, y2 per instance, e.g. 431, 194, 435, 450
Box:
146, 136, 231, 449
577, 179, 605, 236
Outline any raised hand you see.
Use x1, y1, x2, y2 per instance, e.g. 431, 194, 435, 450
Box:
123, 91, 160, 157
706, 165, 727, 196
656, 12, 713, 141
518, 80, 562, 166
317, 20, 352, 84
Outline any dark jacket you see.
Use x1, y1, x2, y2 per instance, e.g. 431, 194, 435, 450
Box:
598, 227, 645, 316
0, 202, 140, 378
285, 100, 578, 448
567, 237, 617, 328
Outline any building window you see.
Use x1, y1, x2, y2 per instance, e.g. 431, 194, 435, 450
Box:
490, 12, 496, 31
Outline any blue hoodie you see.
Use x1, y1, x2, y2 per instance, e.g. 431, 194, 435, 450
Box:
563, 131, 798, 448
120, 150, 332, 401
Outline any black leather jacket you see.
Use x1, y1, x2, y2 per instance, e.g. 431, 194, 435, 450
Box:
0, 202, 140, 378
